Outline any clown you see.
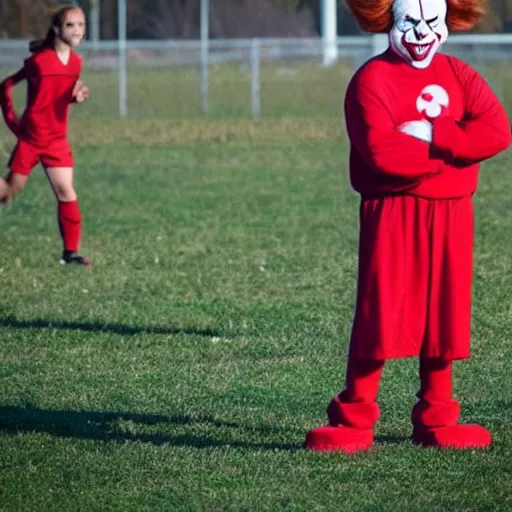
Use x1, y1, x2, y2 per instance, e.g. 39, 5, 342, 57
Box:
305, 0, 511, 453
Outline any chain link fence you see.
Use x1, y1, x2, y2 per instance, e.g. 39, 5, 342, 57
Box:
1, 35, 512, 121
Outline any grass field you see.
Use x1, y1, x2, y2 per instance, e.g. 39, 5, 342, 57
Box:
0, 61, 512, 511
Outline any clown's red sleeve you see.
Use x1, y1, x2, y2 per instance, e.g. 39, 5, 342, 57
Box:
0, 67, 26, 138
345, 81, 444, 179
432, 59, 511, 164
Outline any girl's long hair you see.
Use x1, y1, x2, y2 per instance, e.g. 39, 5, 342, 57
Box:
346, 0, 487, 33
28, 5, 79, 53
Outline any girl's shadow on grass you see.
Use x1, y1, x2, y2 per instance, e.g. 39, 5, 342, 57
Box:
0, 404, 301, 451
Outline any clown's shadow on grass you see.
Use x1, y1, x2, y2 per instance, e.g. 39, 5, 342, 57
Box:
0, 405, 301, 451
0, 315, 221, 338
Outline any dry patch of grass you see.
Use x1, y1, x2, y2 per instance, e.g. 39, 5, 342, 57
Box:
70, 116, 346, 148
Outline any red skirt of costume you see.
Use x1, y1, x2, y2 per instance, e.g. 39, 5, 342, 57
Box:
349, 195, 474, 360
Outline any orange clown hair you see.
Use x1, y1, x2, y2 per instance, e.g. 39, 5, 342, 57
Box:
346, 0, 487, 33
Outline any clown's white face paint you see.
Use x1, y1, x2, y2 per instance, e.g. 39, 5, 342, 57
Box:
389, 0, 448, 69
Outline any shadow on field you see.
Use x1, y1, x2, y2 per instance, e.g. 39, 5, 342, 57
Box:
0, 315, 221, 338
0, 404, 301, 451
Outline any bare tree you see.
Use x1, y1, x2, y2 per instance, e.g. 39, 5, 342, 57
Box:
133, 0, 313, 39
210, 0, 314, 37
134, 0, 200, 39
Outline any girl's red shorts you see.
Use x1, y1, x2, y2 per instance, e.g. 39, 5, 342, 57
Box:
8, 138, 74, 175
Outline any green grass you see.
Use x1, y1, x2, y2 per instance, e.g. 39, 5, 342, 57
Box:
78, 60, 354, 119
0, 69, 512, 510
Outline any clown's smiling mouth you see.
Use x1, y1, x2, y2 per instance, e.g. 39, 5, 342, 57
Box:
402, 39, 435, 61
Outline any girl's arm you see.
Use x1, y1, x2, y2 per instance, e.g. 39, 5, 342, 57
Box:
0, 67, 27, 137
71, 80, 89, 103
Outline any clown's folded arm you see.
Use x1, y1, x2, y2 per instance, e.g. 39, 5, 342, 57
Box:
430, 59, 511, 165
346, 60, 511, 174
344, 80, 444, 178
304, 0, 511, 454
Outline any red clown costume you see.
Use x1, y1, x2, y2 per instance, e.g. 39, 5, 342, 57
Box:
305, 0, 511, 452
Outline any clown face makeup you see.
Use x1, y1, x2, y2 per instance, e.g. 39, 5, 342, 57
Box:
389, 0, 448, 69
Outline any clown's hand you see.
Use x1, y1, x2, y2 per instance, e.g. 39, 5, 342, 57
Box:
397, 120, 432, 143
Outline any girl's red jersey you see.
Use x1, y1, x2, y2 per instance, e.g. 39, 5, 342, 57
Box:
1, 48, 82, 147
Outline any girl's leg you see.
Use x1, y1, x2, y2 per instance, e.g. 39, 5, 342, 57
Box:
0, 177, 8, 202
45, 166, 90, 266
3, 140, 38, 203
0, 172, 29, 203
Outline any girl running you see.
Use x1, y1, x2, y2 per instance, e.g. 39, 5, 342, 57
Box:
0, 5, 91, 266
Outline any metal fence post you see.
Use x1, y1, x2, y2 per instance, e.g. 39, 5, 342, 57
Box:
251, 38, 261, 119
118, 0, 128, 118
321, 0, 338, 66
90, 0, 100, 51
200, 0, 209, 114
